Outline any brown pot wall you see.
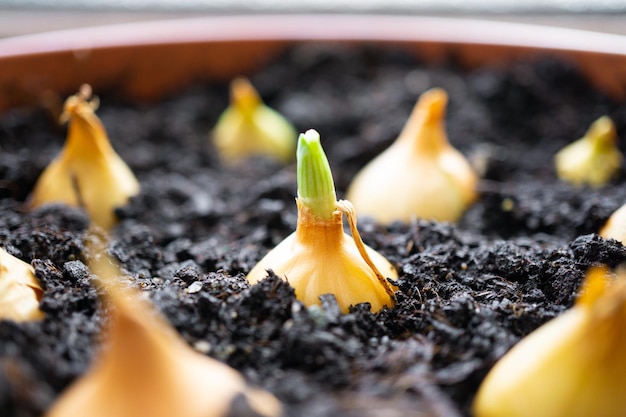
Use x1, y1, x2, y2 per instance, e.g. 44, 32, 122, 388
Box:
0, 15, 625, 112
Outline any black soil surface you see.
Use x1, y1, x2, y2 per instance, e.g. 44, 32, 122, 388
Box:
1, 44, 626, 417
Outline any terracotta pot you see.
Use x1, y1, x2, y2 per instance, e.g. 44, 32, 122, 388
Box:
2, 14, 626, 417
0, 14, 625, 113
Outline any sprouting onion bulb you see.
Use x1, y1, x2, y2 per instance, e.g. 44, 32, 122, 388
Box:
246, 129, 396, 313
600, 203, 626, 244
346, 88, 478, 224
212, 77, 297, 163
46, 252, 282, 417
473, 267, 626, 417
0, 247, 43, 321
29, 84, 140, 230
554, 116, 622, 187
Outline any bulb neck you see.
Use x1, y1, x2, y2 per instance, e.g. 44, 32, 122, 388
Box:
398, 89, 449, 156
295, 198, 344, 248
232, 77, 262, 117
64, 108, 114, 159
406, 123, 448, 156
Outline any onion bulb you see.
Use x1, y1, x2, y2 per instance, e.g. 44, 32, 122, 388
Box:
0, 247, 43, 321
600, 203, 626, 244
46, 251, 282, 417
473, 267, 626, 417
554, 116, 622, 188
346, 88, 478, 224
29, 84, 140, 230
212, 77, 296, 163
247, 129, 396, 313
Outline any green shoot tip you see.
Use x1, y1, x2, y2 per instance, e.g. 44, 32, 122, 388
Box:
297, 129, 337, 219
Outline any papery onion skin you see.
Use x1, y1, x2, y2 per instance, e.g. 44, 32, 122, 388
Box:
46, 253, 282, 417
248, 130, 396, 313
473, 268, 626, 417
347, 88, 478, 224
247, 199, 396, 313
554, 116, 622, 188
29, 85, 140, 231
213, 77, 297, 163
600, 203, 626, 244
0, 248, 43, 322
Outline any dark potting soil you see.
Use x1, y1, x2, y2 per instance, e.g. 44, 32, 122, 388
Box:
1, 43, 626, 417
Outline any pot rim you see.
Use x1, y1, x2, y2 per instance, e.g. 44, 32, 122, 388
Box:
1, 14, 625, 57
0, 14, 625, 111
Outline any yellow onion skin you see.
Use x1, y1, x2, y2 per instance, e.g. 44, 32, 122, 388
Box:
473, 268, 626, 417
554, 116, 622, 188
347, 88, 477, 224
213, 77, 296, 163
600, 203, 626, 244
30, 88, 140, 231
247, 200, 397, 313
0, 248, 43, 321
46, 256, 282, 417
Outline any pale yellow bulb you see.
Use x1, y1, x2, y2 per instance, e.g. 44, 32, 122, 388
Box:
600, 203, 626, 244
213, 77, 296, 163
473, 267, 626, 417
0, 247, 43, 321
46, 253, 282, 417
247, 199, 396, 313
30, 85, 140, 230
347, 88, 478, 224
555, 116, 622, 188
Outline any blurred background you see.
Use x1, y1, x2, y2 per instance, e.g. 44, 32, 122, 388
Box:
0, 0, 625, 38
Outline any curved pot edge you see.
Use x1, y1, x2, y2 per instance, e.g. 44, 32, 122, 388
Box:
1, 14, 626, 56
0, 14, 625, 111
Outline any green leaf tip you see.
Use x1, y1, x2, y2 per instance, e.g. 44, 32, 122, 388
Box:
297, 129, 337, 218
